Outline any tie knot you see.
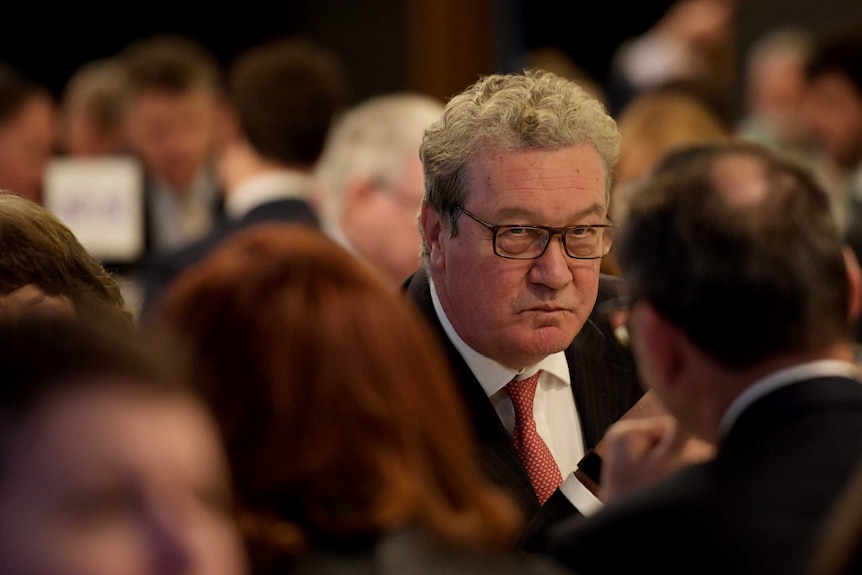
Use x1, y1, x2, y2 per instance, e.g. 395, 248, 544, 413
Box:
506, 370, 542, 412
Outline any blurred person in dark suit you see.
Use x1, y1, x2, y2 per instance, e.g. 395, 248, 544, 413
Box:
404, 69, 646, 551
0, 63, 57, 203
120, 34, 230, 256
140, 36, 350, 316
546, 140, 862, 575
145, 224, 574, 575
313, 92, 443, 289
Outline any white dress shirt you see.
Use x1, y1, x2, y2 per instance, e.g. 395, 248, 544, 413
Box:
150, 168, 220, 252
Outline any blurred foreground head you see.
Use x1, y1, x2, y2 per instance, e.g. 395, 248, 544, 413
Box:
149, 224, 523, 568
0, 191, 132, 325
0, 314, 248, 575
617, 139, 856, 371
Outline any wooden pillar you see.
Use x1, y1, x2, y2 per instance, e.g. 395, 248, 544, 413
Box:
404, 0, 496, 101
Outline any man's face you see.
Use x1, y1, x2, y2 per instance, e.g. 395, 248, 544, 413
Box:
124, 88, 220, 193
802, 73, 862, 170
342, 153, 426, 288
422, 144, 608, 370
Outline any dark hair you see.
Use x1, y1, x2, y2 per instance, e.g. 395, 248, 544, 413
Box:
121, 34, 225, 96
805, 24, 862, 94
0, 62, 52, 125
617, 140, 852, 368
228, 36, 351, 166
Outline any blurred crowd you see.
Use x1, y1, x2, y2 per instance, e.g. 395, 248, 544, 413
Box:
1, 1, 862, 574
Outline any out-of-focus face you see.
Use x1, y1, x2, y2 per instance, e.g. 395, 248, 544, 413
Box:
422, 144, 608, 370
0, 284, 74, 319
343, 153, 426, 288
803, 73, 862, 170
0, 383, 248, 575
63, 106, 127, 157
124, 88, 220, 193
0, 95, 57, 203
749, 51, 807, 138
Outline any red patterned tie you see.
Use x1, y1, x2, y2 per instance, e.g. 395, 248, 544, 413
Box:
506, 370, 563, 504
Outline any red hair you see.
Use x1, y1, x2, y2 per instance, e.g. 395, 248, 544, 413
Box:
151, 224, 521, 555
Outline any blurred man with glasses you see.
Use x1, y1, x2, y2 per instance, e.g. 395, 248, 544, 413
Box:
403, 69, 647, 551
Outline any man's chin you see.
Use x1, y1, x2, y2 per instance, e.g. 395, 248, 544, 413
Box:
516, 326, 577, 356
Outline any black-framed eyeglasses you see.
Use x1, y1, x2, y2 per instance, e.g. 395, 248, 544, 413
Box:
455, 206, 616, 260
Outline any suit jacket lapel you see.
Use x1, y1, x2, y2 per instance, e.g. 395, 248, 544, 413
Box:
404, 269, 541, 515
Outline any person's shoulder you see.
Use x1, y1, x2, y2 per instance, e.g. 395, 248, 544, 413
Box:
241, 197, 320, 227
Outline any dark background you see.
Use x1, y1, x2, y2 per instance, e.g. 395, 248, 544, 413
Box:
3, 0, 862, 113
5, 1, 675, 99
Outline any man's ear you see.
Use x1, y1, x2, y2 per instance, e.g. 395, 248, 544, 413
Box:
631, 302, 686, 390
843, 246, 862, 325
420, 203, 445, 268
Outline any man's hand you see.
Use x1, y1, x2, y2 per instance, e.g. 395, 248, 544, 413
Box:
600, 415, 715, 502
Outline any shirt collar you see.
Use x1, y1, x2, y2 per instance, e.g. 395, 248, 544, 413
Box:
718, 359, 861, 436
225, 170, 314, 220
429, 277, 570, 397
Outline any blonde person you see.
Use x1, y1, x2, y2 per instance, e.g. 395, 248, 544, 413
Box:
608, 84, 731, 250
58, 57, 130, 157
314, 92, 444, 289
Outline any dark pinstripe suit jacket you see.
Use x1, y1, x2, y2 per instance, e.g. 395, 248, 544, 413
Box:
403, 268, 645, 551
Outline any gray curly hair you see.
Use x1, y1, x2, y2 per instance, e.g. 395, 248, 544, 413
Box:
419, 69, 620, 261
